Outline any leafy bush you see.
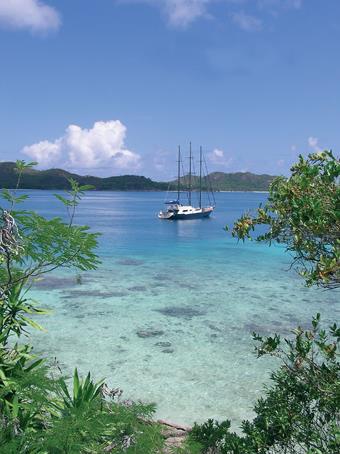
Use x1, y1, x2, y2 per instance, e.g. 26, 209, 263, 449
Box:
189, 151, 340, 454
230, 151, 340, 289
189, 316, 340, 454
0, 161, 163, 453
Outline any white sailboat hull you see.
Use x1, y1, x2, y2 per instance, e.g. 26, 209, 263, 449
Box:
158, 205, 214, 220
158, 144, 216, 220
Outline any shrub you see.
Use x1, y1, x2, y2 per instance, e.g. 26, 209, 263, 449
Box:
0, 161, 163, 453
189, 315, 340, 453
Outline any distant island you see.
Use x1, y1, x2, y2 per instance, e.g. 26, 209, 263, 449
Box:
0, 162, 276, 192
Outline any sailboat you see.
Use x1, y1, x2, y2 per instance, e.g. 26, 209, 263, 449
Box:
158, 144, 215, 220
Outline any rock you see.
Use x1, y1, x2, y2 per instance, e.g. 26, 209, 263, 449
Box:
137, 329, 164, 338
128, 285, 147, 292
158, 419, 192, 432
61, 290, 126, 299
117, 258, 144, 266
208, 323, 222, 332
155, 306, 205, 319
158, 419, 192, 453
32, 275, 80, 290
162, 428, 187, 438
165, 436, 183, 446
153, 273, 168, 281
162, 348, 174, 354
155, 342, 172, 347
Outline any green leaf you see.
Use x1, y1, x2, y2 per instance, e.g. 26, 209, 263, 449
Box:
12, 394, 19, 418
73, 368, 80, 400
25, 358, 45, 372
21, 316, 47, 332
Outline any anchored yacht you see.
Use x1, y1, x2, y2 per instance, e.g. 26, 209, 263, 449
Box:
158, 144, 215, 220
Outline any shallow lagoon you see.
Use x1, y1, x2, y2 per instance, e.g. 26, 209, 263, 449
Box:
25, 190, 338, 426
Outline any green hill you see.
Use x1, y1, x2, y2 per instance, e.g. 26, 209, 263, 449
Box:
0, 162, 167, 191
171, 171, 275, 192
0, 162, 276, 191
207, 171, 275, 191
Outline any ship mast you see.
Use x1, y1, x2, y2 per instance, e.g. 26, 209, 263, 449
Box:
177, 145, 181, 203
188, 142, 192, 206
199, 145, 202, 208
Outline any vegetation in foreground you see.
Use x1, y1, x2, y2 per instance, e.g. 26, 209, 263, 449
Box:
0, 152, 339, 453
231, 150, 339, 289
187, 317, 340, 454
0, 162, 163, 453
186, 151, 339, 454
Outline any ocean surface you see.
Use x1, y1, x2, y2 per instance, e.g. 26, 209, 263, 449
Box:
21, 190, 338, 427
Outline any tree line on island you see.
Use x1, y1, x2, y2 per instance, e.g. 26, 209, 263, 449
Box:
0, 161, 275, 192
0, 151, 339, 452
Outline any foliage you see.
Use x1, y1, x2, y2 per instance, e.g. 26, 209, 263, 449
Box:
0, 167, 99, 335
0, 161, 163, 453
0, 161, 276, 192
176, 172, 275, 192
0, 161, 168, 191
230, 151, 340, 289
189, 315, 340, 453
57, 368, 105, 411
0, 343, 57, 442
187, 151, 340, 454
1, 365, 163, 453
189, 419, 235, 453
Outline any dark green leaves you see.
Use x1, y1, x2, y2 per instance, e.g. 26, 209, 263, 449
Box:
230, 150, 340, 288
15, 210, 100, 272
188, 316, 340, 454
58, 368, 104, 411
1, 188, 28, 206
15, 160, 37, 171
0, 161, 167, 453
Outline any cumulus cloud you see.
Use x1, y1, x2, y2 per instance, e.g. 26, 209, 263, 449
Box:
164, 0, 210, 27
208, 148, 233, 168
308, 136, 321, 152
22, 120, 141, 174
117, 0, 211, 27
117, 0, 302, 27
288, 0, 303, 8
22, 139, 62, 167
258, 0, 302, 10
0, 0, 61, 32
231, 11, 262, 31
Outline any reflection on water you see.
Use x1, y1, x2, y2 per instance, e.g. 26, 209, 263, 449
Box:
22, 190, 339, 426
172, 217, 214, 239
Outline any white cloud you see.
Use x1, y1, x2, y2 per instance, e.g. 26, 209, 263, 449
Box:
285, 0, 302, 8
22, 139, 62, 167
117, 0, 302, 28
117, 0, 211, 27
208, 148, 233, 168
231, 11, 262, 31
308, 136, 321, 152
258, 0, 302, 10
164, 0, 210, 27
22, 120, 141, 174
0, 0, 61, 32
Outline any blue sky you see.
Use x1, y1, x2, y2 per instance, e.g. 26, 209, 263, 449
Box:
0, 0, 339, 179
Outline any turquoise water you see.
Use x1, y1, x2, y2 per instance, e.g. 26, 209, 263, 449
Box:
23, 191, 338, 426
